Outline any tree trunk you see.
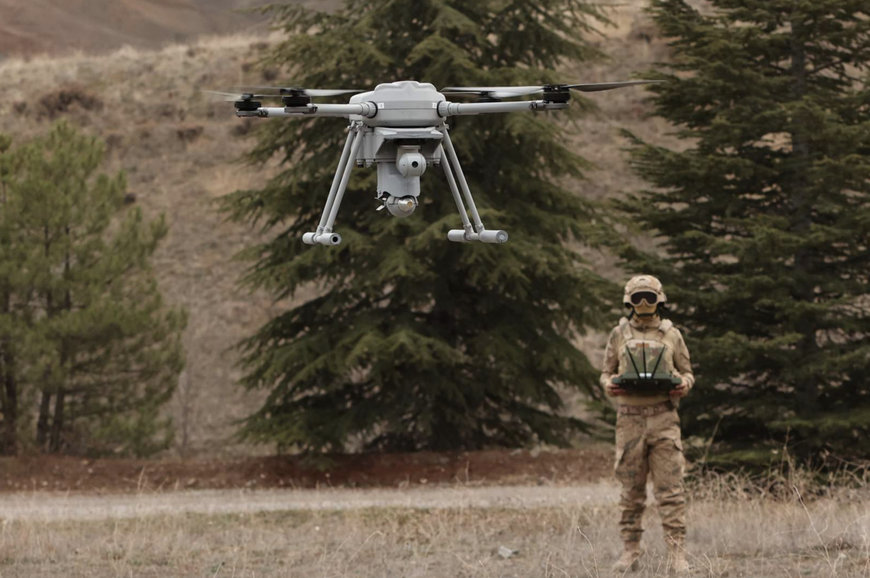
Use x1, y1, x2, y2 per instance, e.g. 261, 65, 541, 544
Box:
1, 352, 17, 455
48, 235, 73, 454
49, 389, 66, 453
0, 286, 16, 455
788, 16, 819, 411
36, 225, 55, 451
36, 390, 52, 449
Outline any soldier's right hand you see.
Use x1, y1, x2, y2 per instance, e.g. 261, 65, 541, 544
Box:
606, 381, 626, 396
670, 378, 688, 398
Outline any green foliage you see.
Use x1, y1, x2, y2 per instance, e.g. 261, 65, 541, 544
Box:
622, 0, 870, 464
225, 0, 616, 452
0, 132, 26, 454
0, 122, 186, 456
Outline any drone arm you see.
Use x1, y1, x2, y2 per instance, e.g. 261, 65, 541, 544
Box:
256, 102, 378, 118
438, 100, 567, 117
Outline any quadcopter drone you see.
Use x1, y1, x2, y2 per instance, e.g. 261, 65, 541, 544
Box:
212, 80, 657, 246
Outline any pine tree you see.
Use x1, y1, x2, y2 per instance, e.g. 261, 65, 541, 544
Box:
6, 122, 187, 456
622, 0, 870, 465
224, 0, 617, 452
0, 133, 25, 454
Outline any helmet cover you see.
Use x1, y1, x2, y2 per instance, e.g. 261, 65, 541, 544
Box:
623, 275, 667, 307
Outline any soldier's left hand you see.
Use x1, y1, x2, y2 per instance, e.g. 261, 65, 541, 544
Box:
670, 379, 688, 398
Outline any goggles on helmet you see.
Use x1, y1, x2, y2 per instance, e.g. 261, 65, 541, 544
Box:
630, 291, 658, 306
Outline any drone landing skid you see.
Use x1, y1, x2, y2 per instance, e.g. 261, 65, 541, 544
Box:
439, 129, 507, 244
303, 121, 508, 246
303, 120, 365, 246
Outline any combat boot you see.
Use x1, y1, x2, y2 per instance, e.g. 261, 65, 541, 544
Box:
611, 542, 642, 573
666, 540, 689, 574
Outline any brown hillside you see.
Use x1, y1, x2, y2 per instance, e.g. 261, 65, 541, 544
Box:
0, 1, 681, 457
0, 0, 341, 57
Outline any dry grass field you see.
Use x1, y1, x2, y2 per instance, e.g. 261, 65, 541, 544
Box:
0, 0, 680, 456
1, 477, 868, 577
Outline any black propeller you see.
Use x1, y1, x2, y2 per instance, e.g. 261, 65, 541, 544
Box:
441, 86, 545, 100
244, 86, 365, 97
205, 90, 279, 111
442, 80, 662, 102
207, 86, 365, 110
241, 86, 364, 107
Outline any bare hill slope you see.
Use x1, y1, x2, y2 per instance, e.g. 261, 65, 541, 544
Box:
0, 0, 327, 57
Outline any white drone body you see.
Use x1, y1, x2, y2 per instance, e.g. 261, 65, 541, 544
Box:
349, 83, 446, 224
220, 79, 656, 246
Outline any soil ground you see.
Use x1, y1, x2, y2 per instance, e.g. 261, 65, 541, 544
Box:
0, 446, 613, 494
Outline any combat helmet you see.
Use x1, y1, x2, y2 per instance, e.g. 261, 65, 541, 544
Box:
623, 274, 667, 311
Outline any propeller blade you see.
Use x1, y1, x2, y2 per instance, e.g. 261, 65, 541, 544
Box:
237, 86, 364, 97
562, 80, 663, 92
441, 86, 542, 100
204, 90, 278, 101
305, 88, 365, 97
204, 90, 242, 101
442, 80, 662, 97
442, 86, 543, 93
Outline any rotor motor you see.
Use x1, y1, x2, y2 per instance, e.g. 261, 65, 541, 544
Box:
234, 95, 261, 112
280, 88, 312, 107
542, 86, 571, 103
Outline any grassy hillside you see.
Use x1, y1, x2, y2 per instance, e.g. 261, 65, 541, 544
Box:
0, 0, 346, 58
0, 1, 679, 456
0, 0, 261, 57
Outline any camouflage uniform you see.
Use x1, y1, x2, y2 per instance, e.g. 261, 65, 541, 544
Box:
601, 276, 694, 570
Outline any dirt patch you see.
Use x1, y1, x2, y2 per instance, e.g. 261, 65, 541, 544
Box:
0, 446, 613, 493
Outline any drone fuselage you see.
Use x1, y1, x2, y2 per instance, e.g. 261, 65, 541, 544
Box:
347, 83, 448, 214
367, 128, 441, 216
348, 81, 445, 127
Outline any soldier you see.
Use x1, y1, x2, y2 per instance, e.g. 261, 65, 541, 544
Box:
601, 275, 694, 574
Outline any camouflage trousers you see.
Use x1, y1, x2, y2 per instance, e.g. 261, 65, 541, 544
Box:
614, 407, 686, 546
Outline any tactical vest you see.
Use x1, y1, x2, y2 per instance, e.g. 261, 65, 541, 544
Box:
616, 317, 678, 380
